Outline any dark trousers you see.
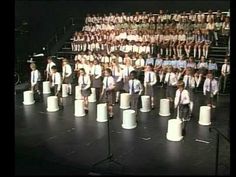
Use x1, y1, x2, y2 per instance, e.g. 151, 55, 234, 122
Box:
130, 93, 140, 113
205, 91, 217, 105
219, 74, 229, 93
178, 104, 190, 120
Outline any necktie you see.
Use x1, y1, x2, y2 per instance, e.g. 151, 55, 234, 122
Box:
106, 77, 109, 88
186, 76, 189, 88
148, 72, 151, 82
179, 90, 182, 105
131, 80, 135, 94
82, 76, 85, 85
168, 73, 171, 85
127, 67, 129, 76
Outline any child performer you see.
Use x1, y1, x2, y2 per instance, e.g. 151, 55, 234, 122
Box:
100, 68, 116, 118
164, 66, 177, 102
45, 56, 56, 81
51, 66, 63, 108
111, 59, 123, 103
90, 59, 102, 101
62, 58, 72, 95
183, 67, 194, 118
174, 80, 191, 122
129, 70, 143, 115
78, 68, 91, 112
144, 64, 157, 109
30, 63, 41, 96
203, 72, 218, 108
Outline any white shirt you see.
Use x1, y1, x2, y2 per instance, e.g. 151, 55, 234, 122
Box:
62, 64, 72, 78
129, 79, 143, 94
90, 64, 102, 78
221, 64, 230, 74
78, 74, 91, 90
197, 62, 208, 69
135, 58, 145, 67
122, 66, 134, 78
31, 70, 40, 86
183, 75, 195, 89
174, 89, 190, 108
203, 78, 218, 95
178, 34, 186, 41
194, 76, 202, 88
51, 72, 62, 91
164, 72, 177, 86
102, 76, 116, 90
46, 62, 56, 75
144, 71, 157, 86
112, 66, 123, 82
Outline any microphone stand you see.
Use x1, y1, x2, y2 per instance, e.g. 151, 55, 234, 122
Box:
91, 90, 124, 174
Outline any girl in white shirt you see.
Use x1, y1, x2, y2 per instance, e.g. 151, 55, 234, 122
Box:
111, 59, 123, 103
174, 80, 191, 122
129, 70, 143, 115
100, 68, 116, 118
30, 63, 41, 96
62, 58, 72, 95
78, 68, 91, 111
144, 64, 157, 109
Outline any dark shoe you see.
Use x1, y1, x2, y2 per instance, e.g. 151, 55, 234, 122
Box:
151, 105, 155, 110
109, 113, 113, 119
182, 129, 186, 136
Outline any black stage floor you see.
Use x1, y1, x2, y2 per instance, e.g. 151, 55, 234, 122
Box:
15, 84, 230, 175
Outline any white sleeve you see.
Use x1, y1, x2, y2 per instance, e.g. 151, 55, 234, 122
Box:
203, 79, 207, 95
174, 91, 179, 108
83, 76, 91, 89
150, 72, 157, 86
182, 90, 190, 104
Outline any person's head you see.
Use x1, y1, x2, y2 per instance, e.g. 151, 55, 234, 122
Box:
200, 56, 205, 62
167, 66, 173, 73
51, 66, 57, 73
104, 68, 112, 77
146, 64, 153, 72
62, 58, 68, 65
79, 68, 86, 76
189, 56, 194, 62
207, 72, 214, 80
94, 59, 99, 65
47, 57, 52, 63
186, 67, 191, 75
177, 80, 185, 90
30, 63, 36, 71
224, 58, 228, 64
130, 70, 137, 80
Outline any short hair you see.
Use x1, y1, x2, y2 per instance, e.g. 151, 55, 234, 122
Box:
51, 66, 57, 70
30, 63, 36, 69
79, 68, 86, 73
177, 80, 185, 87
130, 70, 137, 78
105, 68, 112, 75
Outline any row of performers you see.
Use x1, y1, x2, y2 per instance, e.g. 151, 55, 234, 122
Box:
30, 58, 219, 119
